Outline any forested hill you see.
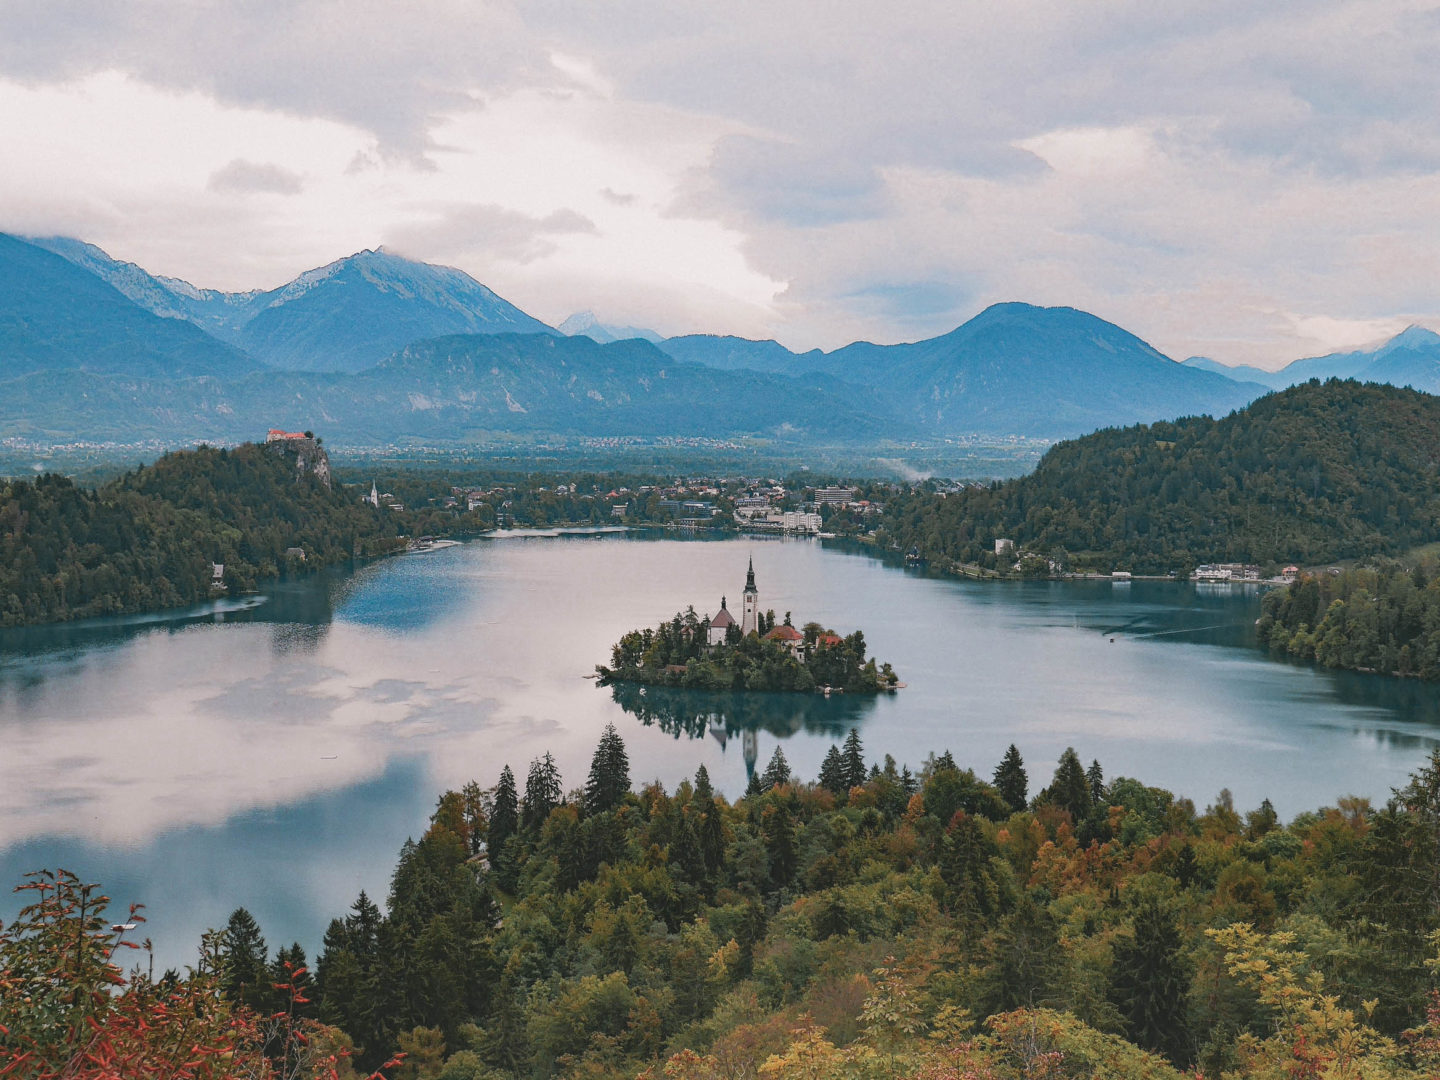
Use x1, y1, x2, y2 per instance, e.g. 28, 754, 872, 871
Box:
876, 379, 1440, 574
0, 440, 404, 627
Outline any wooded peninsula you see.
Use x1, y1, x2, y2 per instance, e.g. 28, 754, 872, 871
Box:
0, 437, 405, 627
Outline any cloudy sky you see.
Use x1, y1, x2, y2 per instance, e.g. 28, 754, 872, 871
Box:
2, 1, 1438, 367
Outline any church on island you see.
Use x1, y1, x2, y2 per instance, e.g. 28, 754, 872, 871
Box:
704, 558, 838, 659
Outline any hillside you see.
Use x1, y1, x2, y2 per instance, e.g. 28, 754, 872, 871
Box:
0, 332, 893, 445
875, 379, 1440, 573
0, 439, 403, 626
23, 726, 1440, 1079
0, 233, 259, 380
658, 333, 822, 370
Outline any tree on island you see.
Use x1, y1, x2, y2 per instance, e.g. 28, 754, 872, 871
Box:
584, 723, 631, 815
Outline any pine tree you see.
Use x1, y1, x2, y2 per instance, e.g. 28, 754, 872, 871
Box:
940, 811, 998, 916
761, 802, 798, 888
522, 752, 563, 832
584, 723, 631, 815
694, 765, 726, 876
489, 765, 519, 854
818, 745, 847, 795
840, 727, 866, 790
993, 744, 1028, 813
759, 747, 793, 791
693, 763, 715, 805
900, 765, 917, 795
1050, 747, 1091, 820
1110, 899, 1192, 1064
1087, 758, 1107, 808
221, 908, 271, 1012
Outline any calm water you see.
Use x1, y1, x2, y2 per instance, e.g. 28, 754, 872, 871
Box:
3, 533, 1438, 967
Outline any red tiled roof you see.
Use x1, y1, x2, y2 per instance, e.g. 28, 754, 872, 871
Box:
766, 624, 803, 641
711, 607, 736, 627
818, 633, 843, 646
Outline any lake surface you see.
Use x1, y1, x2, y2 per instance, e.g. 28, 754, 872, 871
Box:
3, 533, 1438, 968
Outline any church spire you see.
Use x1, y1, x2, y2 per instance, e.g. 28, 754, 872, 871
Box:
745, 556, 756, 593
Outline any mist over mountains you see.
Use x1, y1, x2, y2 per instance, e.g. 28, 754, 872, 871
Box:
3, 231, 1424, 451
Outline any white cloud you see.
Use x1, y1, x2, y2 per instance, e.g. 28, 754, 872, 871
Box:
1, 2, 1439, 362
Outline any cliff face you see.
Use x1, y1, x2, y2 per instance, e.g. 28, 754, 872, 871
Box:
264, 437, 332, 488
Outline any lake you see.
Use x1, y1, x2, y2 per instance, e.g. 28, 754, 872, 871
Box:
2, 532, 1436, 969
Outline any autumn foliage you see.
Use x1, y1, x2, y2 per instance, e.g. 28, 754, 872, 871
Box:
0, 870, 400, 1080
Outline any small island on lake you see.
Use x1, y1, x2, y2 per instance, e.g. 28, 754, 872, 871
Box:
596, 558, 900, 693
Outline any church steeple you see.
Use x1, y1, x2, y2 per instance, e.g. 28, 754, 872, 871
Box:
741, 557, 759, 635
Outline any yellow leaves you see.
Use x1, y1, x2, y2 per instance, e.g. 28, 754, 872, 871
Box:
757, 1020, 843, 1080
1206, 922, 1408, 1078
708, 939, 740, 982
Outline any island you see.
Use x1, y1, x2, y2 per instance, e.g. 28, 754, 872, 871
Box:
596, 558, 899, 692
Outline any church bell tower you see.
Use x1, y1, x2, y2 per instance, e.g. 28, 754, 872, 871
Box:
741, 557, 759, 635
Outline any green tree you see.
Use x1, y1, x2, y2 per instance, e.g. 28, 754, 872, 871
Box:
583, 723, 630, 815
818, 745, 847, 796
1086, 758, 1107, 807
1109, 899, 1191, 1064
1049, 747, 1091, 821
840, 727, 866, 790
993, 744, 1028, 813
522, 753, 562, 833
759, 747, 793, 792
220, 907, 272, 1013
489, 765, 519, 853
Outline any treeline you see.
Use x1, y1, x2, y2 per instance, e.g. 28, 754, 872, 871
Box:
0, 441, 405, 626
109, 725, 1440, 1080
1258, 561, 1440, 677
876, 380, 1440, 575
599, 608, 897, 692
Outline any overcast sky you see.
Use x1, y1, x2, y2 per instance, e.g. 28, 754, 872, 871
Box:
2, 1, 1438, 368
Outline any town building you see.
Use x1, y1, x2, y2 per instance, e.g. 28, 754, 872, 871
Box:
812, 486, 858, 506
1194, 563, 1261, 582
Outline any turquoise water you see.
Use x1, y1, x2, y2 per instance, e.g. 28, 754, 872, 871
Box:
2, 533, 1436, 967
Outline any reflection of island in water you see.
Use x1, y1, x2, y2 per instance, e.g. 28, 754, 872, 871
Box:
607, 680, 880, 778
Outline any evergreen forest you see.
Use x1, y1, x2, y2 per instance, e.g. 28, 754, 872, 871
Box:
875, 380, 1440, 575
0, 440, 405, 626
12, 725, 1440, 1079
1257, 560, 1440, 678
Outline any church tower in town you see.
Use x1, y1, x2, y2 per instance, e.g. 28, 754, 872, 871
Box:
741, 557, 759, 635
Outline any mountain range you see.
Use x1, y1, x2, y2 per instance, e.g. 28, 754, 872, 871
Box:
4, 230, 1422, 451
1184, 325, 1440, 394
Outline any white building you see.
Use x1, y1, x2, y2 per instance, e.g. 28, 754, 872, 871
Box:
708, 599, 736, 645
